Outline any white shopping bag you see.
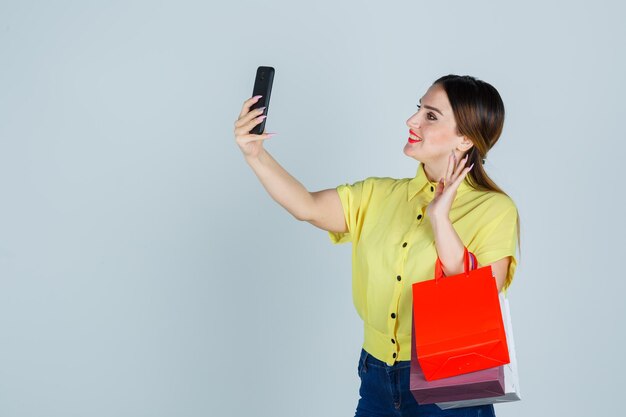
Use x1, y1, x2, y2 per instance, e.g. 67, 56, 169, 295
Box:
436, 293, 521, 409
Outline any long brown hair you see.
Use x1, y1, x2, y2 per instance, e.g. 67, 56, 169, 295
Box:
433, 74, 522, 279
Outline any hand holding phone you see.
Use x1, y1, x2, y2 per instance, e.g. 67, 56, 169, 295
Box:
233, 66, 276, 159
249, 66, 274, 135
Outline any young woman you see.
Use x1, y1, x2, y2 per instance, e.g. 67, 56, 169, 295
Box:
234, 74, 520, 417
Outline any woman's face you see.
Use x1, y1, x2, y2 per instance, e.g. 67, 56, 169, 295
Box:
403, 83, 471, 165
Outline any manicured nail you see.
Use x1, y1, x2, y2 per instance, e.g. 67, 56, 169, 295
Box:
253, 95, 263, 100
266, 133, 277, 137
469, 163, 475, 169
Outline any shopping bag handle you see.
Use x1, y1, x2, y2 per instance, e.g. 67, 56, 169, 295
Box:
434, 246, 471, 282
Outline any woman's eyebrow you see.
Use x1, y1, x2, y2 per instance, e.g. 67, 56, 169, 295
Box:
419, 98, 444, 116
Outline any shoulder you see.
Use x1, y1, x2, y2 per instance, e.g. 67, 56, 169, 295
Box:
463, 189, 518, 219
483, 191, 517, 212
338, 176, 406, 193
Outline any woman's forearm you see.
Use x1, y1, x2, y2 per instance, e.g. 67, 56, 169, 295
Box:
430, 216, 466, 276
244, 148, 315, 221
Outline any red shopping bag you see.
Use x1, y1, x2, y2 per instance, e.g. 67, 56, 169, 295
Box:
412, 247, 509, 381
410, 309, 505, 404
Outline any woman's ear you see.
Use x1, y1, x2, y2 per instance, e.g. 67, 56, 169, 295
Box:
458, 137, 474, 152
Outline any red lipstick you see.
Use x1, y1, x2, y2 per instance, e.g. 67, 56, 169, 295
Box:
408, 129, 422, 143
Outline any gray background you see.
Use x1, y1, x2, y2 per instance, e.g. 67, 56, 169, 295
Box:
1, 1, 624, 416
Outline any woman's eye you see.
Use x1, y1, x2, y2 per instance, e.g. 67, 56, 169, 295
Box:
417, 104, 437, 121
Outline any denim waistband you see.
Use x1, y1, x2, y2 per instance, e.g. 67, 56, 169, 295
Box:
360, 348, 411, 370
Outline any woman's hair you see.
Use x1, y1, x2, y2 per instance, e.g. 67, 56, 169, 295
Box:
433, 74, 522, 274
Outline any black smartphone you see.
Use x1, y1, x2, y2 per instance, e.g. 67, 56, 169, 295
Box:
250, 66, 274, 135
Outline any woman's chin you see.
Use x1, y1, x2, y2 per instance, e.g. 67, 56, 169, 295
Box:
403, 145, 418, 158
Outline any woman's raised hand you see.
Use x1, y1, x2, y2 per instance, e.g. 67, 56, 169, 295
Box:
426, 151, 474, 221
234, 95, 276, 159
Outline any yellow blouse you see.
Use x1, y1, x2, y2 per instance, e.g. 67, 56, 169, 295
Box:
328, 162, 519, 366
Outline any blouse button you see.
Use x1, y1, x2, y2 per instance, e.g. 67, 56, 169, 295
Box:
402, 242, 407, 247
391, 313, 396, 319
393, 353, 397, 358
430, 186, 434, 192
391, 338, 396, 344
417, 214, 423, 220
397, 275, 401, 281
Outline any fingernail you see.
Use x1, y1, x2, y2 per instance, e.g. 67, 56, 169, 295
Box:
266, 133, 277, 137
469, 163, 475, 169
253, 95, 263, 100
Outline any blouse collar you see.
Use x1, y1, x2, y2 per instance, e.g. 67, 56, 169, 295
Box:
407, 162, 470, 201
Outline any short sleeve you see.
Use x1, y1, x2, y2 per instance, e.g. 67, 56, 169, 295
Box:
471, 198, 519, 290
328, 178, 368, 245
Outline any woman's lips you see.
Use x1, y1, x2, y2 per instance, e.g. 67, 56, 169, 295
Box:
408, 130, 422, 143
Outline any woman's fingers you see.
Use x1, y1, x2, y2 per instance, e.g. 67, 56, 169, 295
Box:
459, 164, 472, 180
238, 95, 262, 119
234, 96, 276, 159
451, 163, 474, 187
435, 177, 445, 197
236, 132, 275, 145
234, 114, 267, 135
234, 95, 268, 138
445, 152, 455, 183
451, 155, 468, 179
234, 107, 266, 129
440, 153, 471, 192
447, 153, 468, 181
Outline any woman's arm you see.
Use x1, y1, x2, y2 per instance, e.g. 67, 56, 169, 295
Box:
245, 150, 347, 232
488, 257, 511, 292
234, 96, 346, 231
426, 152, 510, 293
431, 216, 509, 292
244, 148, 315, 221
430, 216, 465, 277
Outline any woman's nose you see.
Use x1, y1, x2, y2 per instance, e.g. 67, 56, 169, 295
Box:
406, 115, 420, 129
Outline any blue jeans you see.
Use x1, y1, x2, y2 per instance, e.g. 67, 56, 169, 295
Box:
355, 348, 496, 417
